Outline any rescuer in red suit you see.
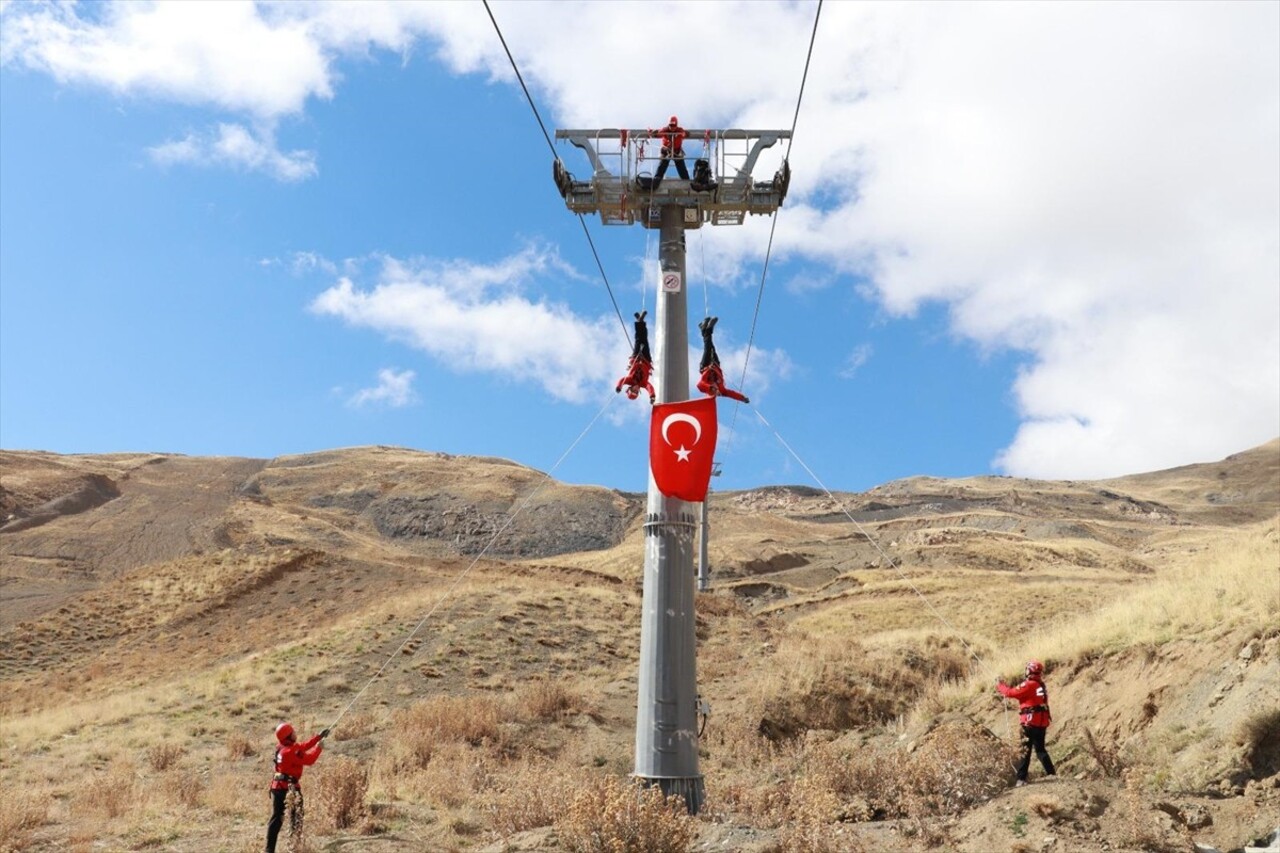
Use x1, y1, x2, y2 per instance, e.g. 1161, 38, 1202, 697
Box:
696, 316, 750, 404
616, 311, 656, 403
266, 722, 328, 852
651, 115, 689, 187
997, 660, 1057, 786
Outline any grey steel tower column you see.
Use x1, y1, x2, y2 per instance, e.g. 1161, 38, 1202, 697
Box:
552, 126, 790, 817
634, 203, 704, 813
698, 496, 710, 592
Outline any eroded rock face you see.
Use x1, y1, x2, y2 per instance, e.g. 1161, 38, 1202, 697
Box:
367, 491, 639, 557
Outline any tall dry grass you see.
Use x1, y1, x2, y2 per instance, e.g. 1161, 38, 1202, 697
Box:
555, 774, 695, 853
0, 785, 47, 853
75, 765, 140, 819
745, 628, 970, 739
481, 760, 578, 835
1022, 520, 1278, 664
711, 717, 1010, 844
313, 754, 368, 830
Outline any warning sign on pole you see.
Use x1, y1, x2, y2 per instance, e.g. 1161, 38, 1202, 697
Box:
662, 271, 683, 293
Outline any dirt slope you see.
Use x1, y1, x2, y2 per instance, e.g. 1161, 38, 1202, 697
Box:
0, 439, 1276, 851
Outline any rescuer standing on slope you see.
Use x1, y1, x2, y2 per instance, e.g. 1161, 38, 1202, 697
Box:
266, 722, 327, 852
998, 660, 1057, 786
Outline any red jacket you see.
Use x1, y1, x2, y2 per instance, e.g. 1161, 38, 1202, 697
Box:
271, 735, 323, 789
697, 364, 749, 404
998, 676, 1052, 728
655, 124, 686, 155
617, 357, 654, 400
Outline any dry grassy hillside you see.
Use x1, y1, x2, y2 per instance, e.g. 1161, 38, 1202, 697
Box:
1, 441, 1277, 852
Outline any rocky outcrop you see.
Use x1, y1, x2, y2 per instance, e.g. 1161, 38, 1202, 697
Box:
0, 474, 120, 534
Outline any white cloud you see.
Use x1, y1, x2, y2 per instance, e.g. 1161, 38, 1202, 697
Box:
0, 1, 331, 116
311, 246, 624, 403
288, 251, 339, 277
839, 344, 873, 380
148, 123, 316, 181
312, 245, 795, 407
416, 1, 1279, 478
349, 368, 417, 408
7, 1, 1277, 477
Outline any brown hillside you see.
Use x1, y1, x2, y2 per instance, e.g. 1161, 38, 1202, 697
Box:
1, 440, 1276, 851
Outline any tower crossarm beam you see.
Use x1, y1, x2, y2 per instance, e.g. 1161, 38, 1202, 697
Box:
552, 129, 793, 228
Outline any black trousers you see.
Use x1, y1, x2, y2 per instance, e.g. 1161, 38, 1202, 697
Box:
1017, 725, 1056, 781
653, 155, 689, 184
265, 786, 302, 852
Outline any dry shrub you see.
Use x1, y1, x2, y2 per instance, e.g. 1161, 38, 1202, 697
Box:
1026, 794, 1064, 822
0, 786, 47, 852
695, 592, 750, 618
1084, 727, 1125, 777
899, 723, 1013, 815
773, 821, 865, 853
482, 760, 576, 835
710, 722, 811, 828
379, 741, 500, 809
555, 774, 694, 853
77, 767, 138, 819
333, 711, 377, 741
207, 771, 256, 818
1238, 706, 1280, 778
170, 772, 204, 809
753, 634, 966, 740
225, 732, 256, 760
389, 694, 506, 770
788, 722, 1012, 826
518, 677, 585, 722
147, 741, 182, 771
314, 755, 368, 830
1123, 769, 1156, 849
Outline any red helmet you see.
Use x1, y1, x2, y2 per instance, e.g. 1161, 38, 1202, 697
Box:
275, 722, 295, 744
1025, 660, 1044, 677
669, 115, 679, 126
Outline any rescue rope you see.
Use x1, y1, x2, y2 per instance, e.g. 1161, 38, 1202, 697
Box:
642, 221, 653, 313
747, 403, 1001, 683
482, 0, 632, 350
325, 392, 619, 733
698, 218, 710, 321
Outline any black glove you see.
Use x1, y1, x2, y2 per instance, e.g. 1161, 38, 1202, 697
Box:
320, 728, 331, 740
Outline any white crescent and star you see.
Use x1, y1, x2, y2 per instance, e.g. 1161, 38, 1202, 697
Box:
660, 412, 702, 463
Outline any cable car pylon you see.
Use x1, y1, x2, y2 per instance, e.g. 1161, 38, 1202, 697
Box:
553, 126, 790, 814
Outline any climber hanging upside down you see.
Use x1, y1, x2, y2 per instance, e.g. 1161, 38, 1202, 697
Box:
616, 311, 656, 404
696, 316, 750, 404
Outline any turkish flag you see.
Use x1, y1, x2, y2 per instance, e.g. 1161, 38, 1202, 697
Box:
649, 397, 718, 502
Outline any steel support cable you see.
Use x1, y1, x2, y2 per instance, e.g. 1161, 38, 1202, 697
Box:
325, 392, 620, 732
577, 214, 633, 350
699, 222, 710, 320
481, 0, 632, 349
747, 402, 1001, 683
731, 0, 823, 436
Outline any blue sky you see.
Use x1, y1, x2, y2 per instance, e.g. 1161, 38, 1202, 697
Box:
2, 1, 1277, 495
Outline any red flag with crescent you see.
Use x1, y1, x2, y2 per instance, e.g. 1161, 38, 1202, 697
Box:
649, 397, 718, 502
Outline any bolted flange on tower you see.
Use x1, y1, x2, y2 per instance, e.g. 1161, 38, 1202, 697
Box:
553, 125, 790, 814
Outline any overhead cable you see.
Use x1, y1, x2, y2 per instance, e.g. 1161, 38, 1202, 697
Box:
482, 0, 632, 348
733, 0, 823, 432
